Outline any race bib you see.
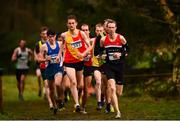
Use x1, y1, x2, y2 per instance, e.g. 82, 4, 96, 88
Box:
50, 56, 57, 64
108, 53, 118, 61
20, 56, 26, 60
71, 40, 82, 49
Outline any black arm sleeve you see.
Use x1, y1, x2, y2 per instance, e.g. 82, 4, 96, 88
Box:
122, 43, 129, 56
94, 35, 104, 56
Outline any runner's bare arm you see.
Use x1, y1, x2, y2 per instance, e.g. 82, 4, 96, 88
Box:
11, 48, 18, 61
34, 50, 38, 61
60, 32, 66, 44
120, 35, 127, 45
91, 38, 96, 48
80, 31, 92, 57
37, 44, 48, 63
55, 41, 63, 63
28, 48, 33, 61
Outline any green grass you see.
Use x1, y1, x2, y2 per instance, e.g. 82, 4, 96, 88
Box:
1, 75, 180, 120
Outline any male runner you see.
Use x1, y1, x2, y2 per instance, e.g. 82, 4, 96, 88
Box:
61, 15, 91, 112
38, 29, 63, 114
100, 19, 128, 118
11, 39, 33, 101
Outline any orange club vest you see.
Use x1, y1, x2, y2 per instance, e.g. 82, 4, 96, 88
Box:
64, 30, 87, 63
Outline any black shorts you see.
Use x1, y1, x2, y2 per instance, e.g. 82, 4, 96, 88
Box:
16, 69, 28, 82
83, 66, 94, 77
34, 62, 39, 70
103, 62, 124, 85
40, 69, 46, 81
100, 63, 106, 74
92, 66, 100, 72
64, 61, 84, 71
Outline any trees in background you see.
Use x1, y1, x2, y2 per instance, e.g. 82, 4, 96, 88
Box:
0, 0, 179, 82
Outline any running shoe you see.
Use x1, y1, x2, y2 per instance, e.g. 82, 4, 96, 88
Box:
75, 104, 81, 112
53, 108, 58, 115
97, 102, 102, 111
49, 104, 53, 110
105, 103, 110, 113
115, 111, 121, 119
80, 107, 87, 114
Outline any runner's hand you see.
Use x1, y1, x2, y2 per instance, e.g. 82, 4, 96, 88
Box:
55, 56, 60, 63
77, 52, 84, 59
101, 54, 107, 60
113, 52, 121, 59
46, 55, 51, 61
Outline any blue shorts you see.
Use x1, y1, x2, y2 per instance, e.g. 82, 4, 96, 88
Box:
45, 64, 63, 81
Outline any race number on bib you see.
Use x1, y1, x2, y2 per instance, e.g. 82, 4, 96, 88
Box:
71, 40, 82, 49
50, 56, 56, 64
108, 53, 118, 61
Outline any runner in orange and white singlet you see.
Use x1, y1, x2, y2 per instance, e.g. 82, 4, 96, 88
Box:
61, 15, 91, 112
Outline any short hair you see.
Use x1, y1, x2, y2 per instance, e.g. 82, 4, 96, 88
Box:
95, 23, 103, 28
104, 19, 113, 24
40, 26, 48, 32
19, 39, 26, 43
107, 19, 117, 27
47, 29, 56, 36
103, 19, 113, 28
81, 23, 89, 30
67, 15, 77, 22
81, 23, 89, 27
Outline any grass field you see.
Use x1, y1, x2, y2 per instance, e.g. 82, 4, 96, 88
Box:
0, 75, 180, 120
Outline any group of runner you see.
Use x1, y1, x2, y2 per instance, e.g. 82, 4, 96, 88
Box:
11, 15, 129, 119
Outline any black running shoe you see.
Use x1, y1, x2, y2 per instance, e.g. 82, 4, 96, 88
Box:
53, 107, 58, 115
58, 102, 65, 111
50, 107, 53, 110
101, 100, 105, 107
75, 105, 81, 112
58, 101, 65, 109
49, 104, 53, 110
105, 103, 110, 113
97, 102, 102, 111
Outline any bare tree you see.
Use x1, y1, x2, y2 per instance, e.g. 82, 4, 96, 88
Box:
158, 0, 180, 89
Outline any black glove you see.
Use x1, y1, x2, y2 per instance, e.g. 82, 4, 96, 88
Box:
17, 54, 22, 58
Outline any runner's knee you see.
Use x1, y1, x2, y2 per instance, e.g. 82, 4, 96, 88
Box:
71, 81, 77, 87
96, 82, 101, 88
117, 91, 122, 96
